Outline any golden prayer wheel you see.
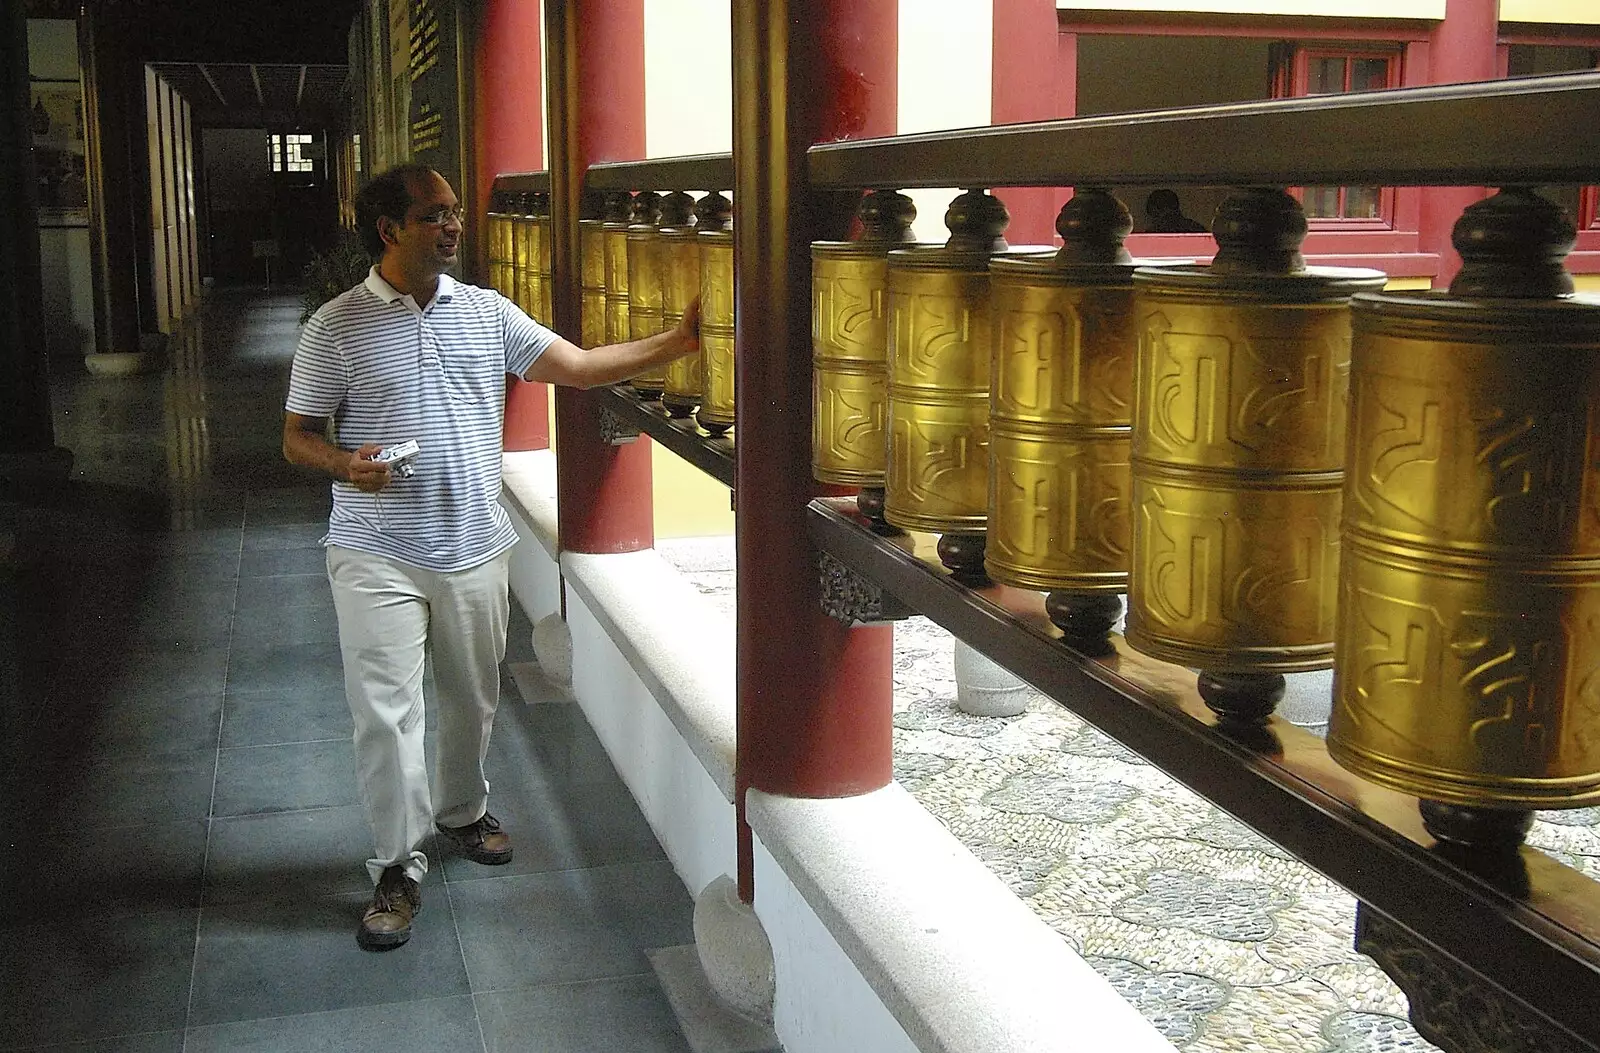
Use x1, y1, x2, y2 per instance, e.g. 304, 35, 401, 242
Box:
579, 190, 612, 348
531, 191, 553, 322
696, 192, 735, 436
603, 192, 634, 346
511, 196, 535, 315
986, 190, 1140, 653
486, 193, 514, 297
627, 191, 666, 398
659, 191, 701, 418
1126, 188, 1385, 723
811, 189, 917, 500
1329, 188, 1600, 848
884, 188, 1010, 580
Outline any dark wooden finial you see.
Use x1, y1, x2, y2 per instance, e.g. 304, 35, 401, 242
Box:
579, 188, 606, 221
1197, 670, 1285, 725
603, 191, 634, 223
1449, 186, 1577, 299
858, 189, 917, 244
1419, 800, 1535, 854
1054, 188, 1134, 266
629, 190, 662, 225
944, 188, 1009, 254
660, 190, 695, 227
1209, 187, 1307, 276
1045, 591, 1122, 657
695, 191, 732, 232
936, 532, 989, 585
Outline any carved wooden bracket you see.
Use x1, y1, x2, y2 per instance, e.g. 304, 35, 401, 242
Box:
819, 552, 910, 625
598, 404, 640, 446
1354, 903, 1594, 1053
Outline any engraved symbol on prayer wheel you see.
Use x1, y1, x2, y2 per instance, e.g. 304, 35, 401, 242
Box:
602, 192, 635, 347
812, 189, 917, 498
578, 189, 609, 349
627, 191, 666, 398
1328, 188, 1600, 849
696, 192, 735, 436
986, 190, 1139, 654
1126, 187, 1385, 724
884, 189, 1010, 581
660, 192, 703, 419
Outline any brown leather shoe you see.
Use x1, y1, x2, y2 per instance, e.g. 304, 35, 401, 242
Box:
357, 865, 421, 951
436, 811, 513, 865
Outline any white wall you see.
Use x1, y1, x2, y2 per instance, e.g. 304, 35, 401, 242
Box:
644, 0, 733, 158
896, 0, 994, 243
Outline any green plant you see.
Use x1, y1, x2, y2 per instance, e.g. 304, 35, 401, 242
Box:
299, 228, 373, 324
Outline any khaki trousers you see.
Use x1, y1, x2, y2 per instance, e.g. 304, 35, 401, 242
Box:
326, 545, 511, 884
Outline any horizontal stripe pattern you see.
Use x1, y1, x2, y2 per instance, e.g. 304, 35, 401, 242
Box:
286, 268, 557, 572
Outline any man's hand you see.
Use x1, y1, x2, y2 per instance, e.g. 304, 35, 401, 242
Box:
673, 297, 701, 352
346, 444, 393, 493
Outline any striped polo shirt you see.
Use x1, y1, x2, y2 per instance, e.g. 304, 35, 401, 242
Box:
286, 267, 557, 572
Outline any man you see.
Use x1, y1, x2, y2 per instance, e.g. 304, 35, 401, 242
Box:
1143, 188, 1208, 234
284, 164, 699, 950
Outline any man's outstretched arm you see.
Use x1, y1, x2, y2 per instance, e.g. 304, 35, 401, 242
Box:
523, 299, 700, 390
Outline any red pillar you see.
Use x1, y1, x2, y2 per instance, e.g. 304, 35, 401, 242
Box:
732, 0, 898, 902
1422, 0, 1498, 285
546, 0, 654, 552
991, 0, 1074, 246
476, 0, 550, 451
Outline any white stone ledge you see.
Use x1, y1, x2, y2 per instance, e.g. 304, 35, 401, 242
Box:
500, 450, 559, 561
560, 548, 737, 802
747, 785, 1175, 1053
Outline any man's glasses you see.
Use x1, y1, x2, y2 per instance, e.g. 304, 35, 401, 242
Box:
413, 207, 464, 226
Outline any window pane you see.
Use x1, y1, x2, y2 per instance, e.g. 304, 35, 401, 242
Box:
1307, 57, 1345, 95
1343, 185, 1382, 219
1350, 58, 1390, 92
1304, 186, 1341, 218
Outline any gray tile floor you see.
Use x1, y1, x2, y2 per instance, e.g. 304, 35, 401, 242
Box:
1, 293, 694, 1052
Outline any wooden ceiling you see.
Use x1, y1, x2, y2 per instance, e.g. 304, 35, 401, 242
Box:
149, 62, 351, 128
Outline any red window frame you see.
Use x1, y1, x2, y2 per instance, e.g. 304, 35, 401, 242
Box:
1272, 45, 1403, 229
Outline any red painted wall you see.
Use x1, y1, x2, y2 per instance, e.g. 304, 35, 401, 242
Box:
475, 0, 550, 450
1423, 0, 1498, 284
552, 0, 656, 553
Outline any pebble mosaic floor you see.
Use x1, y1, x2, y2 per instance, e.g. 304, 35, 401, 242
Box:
658, 542, 1600, 1052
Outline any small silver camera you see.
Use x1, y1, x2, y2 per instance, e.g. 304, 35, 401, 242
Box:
372, 439, 421, 479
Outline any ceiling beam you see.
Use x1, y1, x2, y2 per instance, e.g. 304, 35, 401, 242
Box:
250, 64, 265, 108
196, 63, 228, 108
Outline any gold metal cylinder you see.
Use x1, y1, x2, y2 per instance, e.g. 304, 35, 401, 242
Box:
1330, 189, 1600, 810
811, 189, 917, 486
1127, 270, 1383, 671
696, 192, 735, 434
660, 192, 702, 417
985, 198, 1138, 593
627, 191, 666, 396
883, 189, 1010, 535
486, 197, 513, 298
1126, 189, 1385, 674
602, 193, 634, 346
662, 212, 707, 419
579, 218, 608, 347
532, 191, 553, 322
512, 203, 535, 315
